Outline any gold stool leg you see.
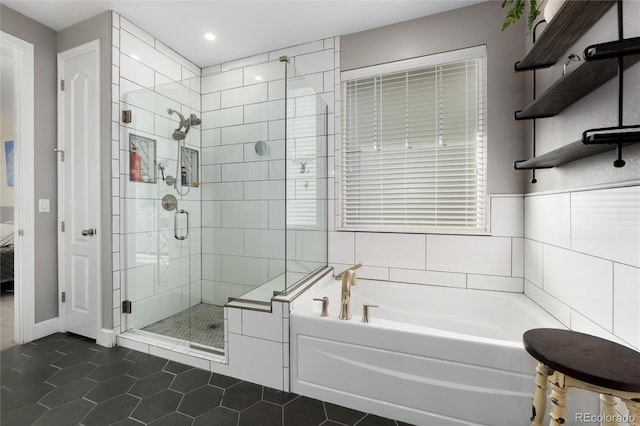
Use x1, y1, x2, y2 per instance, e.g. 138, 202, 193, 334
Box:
600, 394, 618, 426
624, 399, 640, 426
549, 373, 568, 426
530, 363, 550, 426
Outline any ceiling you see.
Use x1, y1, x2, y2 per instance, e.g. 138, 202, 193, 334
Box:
3, 0, 486, 68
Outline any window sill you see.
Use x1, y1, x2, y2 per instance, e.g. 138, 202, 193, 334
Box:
336, 226, 491, 237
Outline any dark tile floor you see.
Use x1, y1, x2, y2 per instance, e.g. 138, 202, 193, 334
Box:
1, 333, 414, 426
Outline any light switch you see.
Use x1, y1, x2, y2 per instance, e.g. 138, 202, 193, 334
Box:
38, 198, 50, 213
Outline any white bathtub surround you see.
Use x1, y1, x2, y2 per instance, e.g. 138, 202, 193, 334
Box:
290, 278, 598, 425
329, 194, 525, 293
524, 184, 640, 351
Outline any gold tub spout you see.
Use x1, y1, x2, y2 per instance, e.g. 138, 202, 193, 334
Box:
339, 269, 358, 320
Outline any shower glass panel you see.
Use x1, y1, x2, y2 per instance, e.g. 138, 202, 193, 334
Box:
121, 77, 218, 350
121, 60, 327, 352
284, 64, 328, 291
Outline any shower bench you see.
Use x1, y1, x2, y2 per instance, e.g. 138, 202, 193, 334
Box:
523, 328, 640, 426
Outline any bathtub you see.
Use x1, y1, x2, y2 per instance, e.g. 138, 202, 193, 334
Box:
290, 278, 567, 426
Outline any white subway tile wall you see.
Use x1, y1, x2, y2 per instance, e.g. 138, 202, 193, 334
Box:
523, 185, 640, 350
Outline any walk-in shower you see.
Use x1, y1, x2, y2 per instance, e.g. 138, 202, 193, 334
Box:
120, 60, 328, 352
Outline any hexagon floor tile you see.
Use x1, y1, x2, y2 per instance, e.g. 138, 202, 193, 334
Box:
0, 333, 414, 425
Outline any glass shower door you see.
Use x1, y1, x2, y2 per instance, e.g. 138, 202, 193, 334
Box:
121, 80, 216, 350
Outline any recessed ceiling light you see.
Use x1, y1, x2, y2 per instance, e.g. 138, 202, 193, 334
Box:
254, 75, 263, 81
130, 54, 140, 61
204, 32, 216, 41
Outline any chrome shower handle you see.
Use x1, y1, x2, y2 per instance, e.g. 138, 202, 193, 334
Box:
174, 209, 189, 241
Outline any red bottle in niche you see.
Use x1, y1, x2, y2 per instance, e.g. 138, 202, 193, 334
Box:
130, 146, 142, 181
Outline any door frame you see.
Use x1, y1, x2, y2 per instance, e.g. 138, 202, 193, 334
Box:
1, 31, 36, 344
57, 39, 102, 340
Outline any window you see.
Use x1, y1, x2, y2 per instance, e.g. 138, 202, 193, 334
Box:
340, 46, 487, 233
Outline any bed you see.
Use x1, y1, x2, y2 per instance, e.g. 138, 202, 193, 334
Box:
0, 222, 14, 290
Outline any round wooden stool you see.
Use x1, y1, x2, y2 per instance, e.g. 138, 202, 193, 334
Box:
523, 328, 640, 426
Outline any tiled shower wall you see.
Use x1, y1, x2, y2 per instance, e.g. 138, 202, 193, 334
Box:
524, 185, 640, 350
199, 39, 336, 304
110, 12, 203, 332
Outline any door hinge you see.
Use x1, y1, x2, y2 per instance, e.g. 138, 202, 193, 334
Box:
122, 300, 132, 314
61, 221, 65, 232
61, 291, 66, 303
122, 110, 132, 123
18, 229, 24, 236
60, 79, 64, 91
54, 148, 64, 161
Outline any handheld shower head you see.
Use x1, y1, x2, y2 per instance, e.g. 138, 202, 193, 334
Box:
188, 114, 201, 126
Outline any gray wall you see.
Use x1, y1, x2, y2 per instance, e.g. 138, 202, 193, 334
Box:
341, 1, 527, 195
57, 11, 113, 330
1, 5, 58, 323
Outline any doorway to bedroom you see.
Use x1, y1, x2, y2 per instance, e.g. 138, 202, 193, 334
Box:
1, 30, 35, 349
1, 39, 17, 349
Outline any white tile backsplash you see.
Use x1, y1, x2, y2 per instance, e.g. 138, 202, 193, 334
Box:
467, 275, 523, 293
328, 232, 354, 265
613, 263, 640, 348
512, 238, 524, 278
571, 186, 640, 268
524, 193, 571, 247
524, 280, 571, 327
543, 239, 614, 331
490, 196, 524, 237
427, 235, 512, 276
390, 269, 466, 288
355, 232, 425, 270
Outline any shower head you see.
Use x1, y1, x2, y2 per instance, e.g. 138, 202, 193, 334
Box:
172, 129, 187, 140
188, 114, 201, 127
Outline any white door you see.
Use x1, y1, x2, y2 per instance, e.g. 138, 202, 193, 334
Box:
58, 40, 101, 339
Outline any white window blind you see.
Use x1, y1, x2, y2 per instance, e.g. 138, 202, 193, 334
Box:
340, 46, 487, 233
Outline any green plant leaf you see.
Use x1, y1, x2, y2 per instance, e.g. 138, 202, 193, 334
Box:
501, 0, 541, 37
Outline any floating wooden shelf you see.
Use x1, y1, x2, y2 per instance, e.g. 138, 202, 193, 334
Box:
515, 1, 615, 71
514, 131, 640, 170
515, 53, 640, 120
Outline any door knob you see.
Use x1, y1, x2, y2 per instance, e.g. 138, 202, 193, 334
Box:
81, 228, 95, 236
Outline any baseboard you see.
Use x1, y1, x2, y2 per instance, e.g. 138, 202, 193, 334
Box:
33, 317, 60, 340
96, 328, 116, 348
